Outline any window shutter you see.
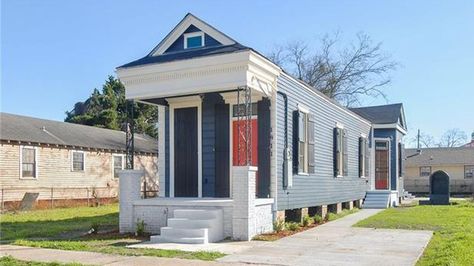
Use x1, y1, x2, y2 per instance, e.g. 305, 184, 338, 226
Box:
333, 127, 340, 177
307, 114, 316, 173
292, 111, 300, 174
358, 137, 364, 177
343, 129, 349, 176
400, 143, 406, 177
365, 139, 370, 177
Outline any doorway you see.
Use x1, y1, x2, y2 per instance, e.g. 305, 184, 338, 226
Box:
375, 140, 390, 190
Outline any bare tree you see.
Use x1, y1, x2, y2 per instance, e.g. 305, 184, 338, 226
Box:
268, 32, 398, 106
411, 132, 437, 148
438, 128, 467, 147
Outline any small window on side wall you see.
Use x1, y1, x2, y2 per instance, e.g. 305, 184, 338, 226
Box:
71, 151, 85, 172
334, 126, 348, 177
113, 155, 125, 178
465, 165, 474, 179
184, 32, 204, 49
420, 166, 431, 177
358, 137, 369, 178
293, 108, 315, 174
21, 146, 37, 178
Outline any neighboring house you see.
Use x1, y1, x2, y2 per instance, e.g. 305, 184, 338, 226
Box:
404, 147, 474, 194
462, 131, 474, 147
0, 112, 158, 209
351, 103, 408, 205
115, 13, 407, 243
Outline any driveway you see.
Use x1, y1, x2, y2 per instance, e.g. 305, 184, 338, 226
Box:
219, 209, 432, 266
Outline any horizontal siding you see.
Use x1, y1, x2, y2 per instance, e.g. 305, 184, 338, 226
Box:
276, 74, 371, 210
0, 143, 158, 201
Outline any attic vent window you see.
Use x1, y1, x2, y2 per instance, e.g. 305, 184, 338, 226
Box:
184, 32, 204, 49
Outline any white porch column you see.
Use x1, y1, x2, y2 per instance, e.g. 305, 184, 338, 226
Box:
232, 166, 257, 241
158, 106, 166, 197
119, 169, 144, 233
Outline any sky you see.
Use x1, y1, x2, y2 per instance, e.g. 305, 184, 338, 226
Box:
2, 0, 473, 147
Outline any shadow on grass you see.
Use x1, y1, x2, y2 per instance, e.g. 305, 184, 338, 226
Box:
1, 213, 118, 242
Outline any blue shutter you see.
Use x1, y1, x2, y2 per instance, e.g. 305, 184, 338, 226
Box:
292, 111, 300, 174
333, 127, 340, 177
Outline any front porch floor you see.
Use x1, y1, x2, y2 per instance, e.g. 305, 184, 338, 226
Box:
133, 197, 233, 207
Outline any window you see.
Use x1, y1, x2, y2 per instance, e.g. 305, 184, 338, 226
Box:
465, 165, 474, 179
232, 103, 258, 117
293, 108, 315, 174
21, 147, 36, 178
420, 166, 431, 177
71, 151, 84, 171
298, 111, 308, 173
113, 155, 125, 178
184, 32, 204, 49
398, 142, 405, 177
359, 137, 369, 178
334, 126, 348, 177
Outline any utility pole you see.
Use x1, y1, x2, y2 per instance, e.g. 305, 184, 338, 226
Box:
417, 129, 421, 150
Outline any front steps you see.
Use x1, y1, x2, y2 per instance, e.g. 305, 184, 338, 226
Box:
363, 191, 390, 209
150, 209, 223, 244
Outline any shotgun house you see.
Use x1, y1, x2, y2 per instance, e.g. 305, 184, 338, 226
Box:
116, 13, 406, 244
351, 104, 407, 207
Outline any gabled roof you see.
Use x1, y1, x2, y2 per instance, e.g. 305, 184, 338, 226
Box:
350, 103, 406, 128
0, 112, 157, 154
406, 147, 474, 166
118, 13, 249, 69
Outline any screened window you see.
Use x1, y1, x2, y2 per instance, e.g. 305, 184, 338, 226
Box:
465, 165, 474, 179
420, 166, 431, 177
185, 32, 204, 49
21, 147, 36, 178
72, 151, 84, 171
113, 155, 124, 178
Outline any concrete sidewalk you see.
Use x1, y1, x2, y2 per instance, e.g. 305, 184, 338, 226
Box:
219, 209, 433, 266
0, 245, 227, 266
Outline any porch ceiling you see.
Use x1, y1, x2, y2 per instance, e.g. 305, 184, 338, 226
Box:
117, 50, 281, 102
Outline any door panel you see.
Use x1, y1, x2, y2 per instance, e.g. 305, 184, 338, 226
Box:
375, 141, 389, 190
174, 107, 198, 197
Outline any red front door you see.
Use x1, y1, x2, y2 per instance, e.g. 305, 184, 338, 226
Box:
375, 141, 389, 190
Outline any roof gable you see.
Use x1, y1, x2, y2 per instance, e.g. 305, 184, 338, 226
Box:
148, 13, 236, 56
350, 103, 406, 130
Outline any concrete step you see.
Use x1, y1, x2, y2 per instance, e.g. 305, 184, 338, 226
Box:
167, 218, 216, 229
160, 227, 208, 238
363, 191, 390, 209
150, 235, 208, 244
173, 209, 221, 219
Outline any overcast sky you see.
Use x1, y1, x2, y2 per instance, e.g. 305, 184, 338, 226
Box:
2, 0, 473, 146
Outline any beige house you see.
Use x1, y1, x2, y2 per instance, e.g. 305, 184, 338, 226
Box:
405, 147, 474, 194
0, 112, 158, 209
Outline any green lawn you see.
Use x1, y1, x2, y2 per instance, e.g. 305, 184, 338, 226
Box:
355, 199, 474, 266
0, 204, 225, 261
0, 256, 84, 266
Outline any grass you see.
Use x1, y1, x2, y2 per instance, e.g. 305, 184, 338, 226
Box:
0, 204, 225, 261
0, 256, 84, 266
355, 199, 474, 266
253, 207, 360, 241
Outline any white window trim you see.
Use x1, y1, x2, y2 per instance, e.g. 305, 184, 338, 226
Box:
70, 150, 85, 172
112, 153, 125, 179
335, 124, 345, 178
19, 145, 38, 180
184, 32, 205, 49
298, 110, 309, 175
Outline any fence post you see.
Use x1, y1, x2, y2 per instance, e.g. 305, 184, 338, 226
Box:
50, 187, 54, 208
87, 188, 90, 207
1, 188, 4, 210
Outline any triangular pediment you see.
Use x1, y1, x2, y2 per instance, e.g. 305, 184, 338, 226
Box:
148, 13, 236, 56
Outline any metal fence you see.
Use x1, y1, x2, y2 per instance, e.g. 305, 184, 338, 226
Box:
1, 182, 159, 211
404, 178, 474, 195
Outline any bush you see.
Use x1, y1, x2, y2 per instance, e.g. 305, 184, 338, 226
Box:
136, 219, 145, 236
302, 215, 313, 227
273, 219, 285, 232
286, 222, 300, 231
313, 214, 323, 224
